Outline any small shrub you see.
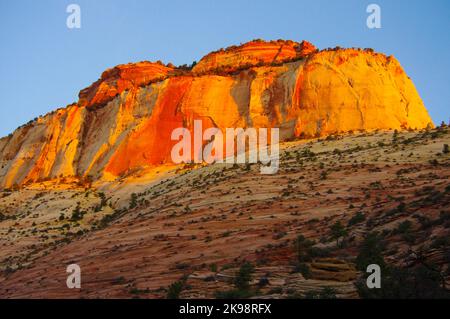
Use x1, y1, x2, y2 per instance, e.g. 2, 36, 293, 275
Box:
295, 235, 315, 262
303, 287, 337, 299
395, 220, 412, 234
330, 221, 348, 246
234, 262, 254, 291
295, 263, 311, 279
166, 280, 185, 299
129, 193, 138, 209
348, 212, 366, 226
355, 232, 385, 271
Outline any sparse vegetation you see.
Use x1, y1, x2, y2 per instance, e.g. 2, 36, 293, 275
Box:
443, 144, 449, 154
129, 193, 138, 209
330, 221, 348, 247
69, 205, 85, 222
166, 280, 185, 299
303, 287, 337, 299
0, 125, 448, 298
355, 232, 385, 271
348, 212, 366, 226
215, 262, 255, 299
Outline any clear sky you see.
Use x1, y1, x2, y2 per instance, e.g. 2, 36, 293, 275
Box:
0, 0, 449, 136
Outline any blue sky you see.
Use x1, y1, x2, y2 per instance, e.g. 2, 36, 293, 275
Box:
0, 0, 449, 136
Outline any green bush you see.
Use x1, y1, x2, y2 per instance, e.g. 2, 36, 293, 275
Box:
70, 205, 84, 222
296, 263, 311, 279
303, 287, 337, 299
129, 193, 138, 209
166, 280, 185, 299
395, 220, 412, 234
215, 262, 255, 299
355, 232, 385, 271
348, 212, 366, 226
330, 221, 348, 246
234, 262, 254, 291
295, 235, 315, 262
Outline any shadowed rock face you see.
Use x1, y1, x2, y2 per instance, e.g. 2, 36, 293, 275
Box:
0, 40, 433, 187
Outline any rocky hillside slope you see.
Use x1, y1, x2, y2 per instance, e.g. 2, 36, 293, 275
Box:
0, 127, 449, 298
0, 39, 433, 188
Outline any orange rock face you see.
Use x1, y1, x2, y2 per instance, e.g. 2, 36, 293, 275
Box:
0, 40, 434, 187
105, 77, 192, 175
78, 61, 173, 108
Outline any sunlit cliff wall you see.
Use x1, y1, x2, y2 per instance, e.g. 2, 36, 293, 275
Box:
0, 40, 433, 187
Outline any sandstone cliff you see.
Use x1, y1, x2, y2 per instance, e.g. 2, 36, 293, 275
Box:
0, 40, 433, 187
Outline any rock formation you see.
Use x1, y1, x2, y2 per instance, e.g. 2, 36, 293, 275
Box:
0, 40, 433, 188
